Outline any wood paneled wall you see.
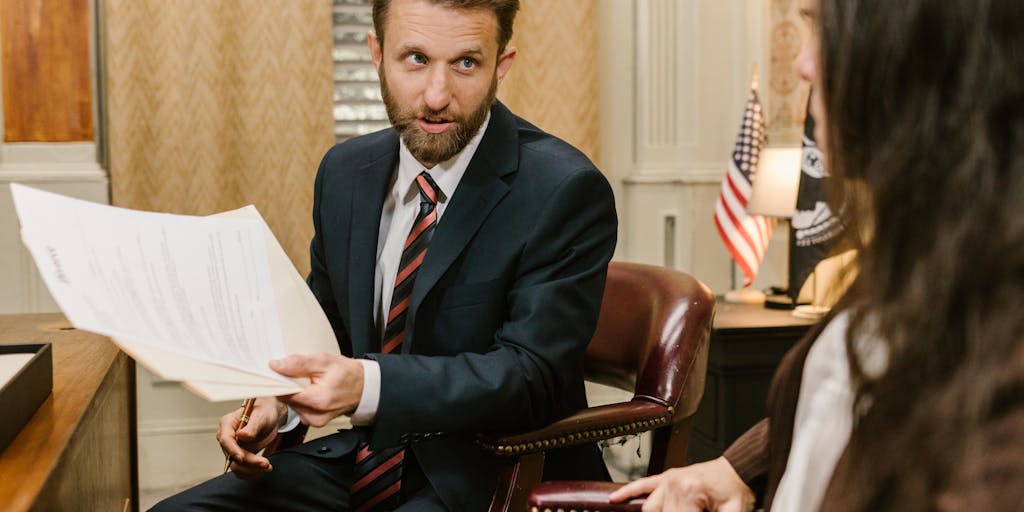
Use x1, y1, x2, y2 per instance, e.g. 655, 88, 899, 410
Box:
498, 0, 599, 165
1, 0, 94, 142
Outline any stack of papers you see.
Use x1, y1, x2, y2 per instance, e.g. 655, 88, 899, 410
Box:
10, 184, 339, 401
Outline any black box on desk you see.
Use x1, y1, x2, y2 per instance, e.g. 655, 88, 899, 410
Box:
0, 343, 53, 455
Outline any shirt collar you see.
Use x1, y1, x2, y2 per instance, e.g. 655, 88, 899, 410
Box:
395, 112, 491, 205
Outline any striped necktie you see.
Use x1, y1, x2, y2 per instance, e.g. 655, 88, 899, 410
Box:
351, 171, 439, 512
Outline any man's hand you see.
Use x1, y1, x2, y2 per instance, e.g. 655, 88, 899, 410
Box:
608, 456, 755, 512
217, 396, 286, 479
272, 353, 364, 427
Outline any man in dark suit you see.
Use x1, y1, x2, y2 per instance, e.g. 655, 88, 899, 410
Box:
152, 0, 616, 510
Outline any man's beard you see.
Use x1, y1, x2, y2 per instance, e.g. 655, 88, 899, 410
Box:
380, 68, 496, 166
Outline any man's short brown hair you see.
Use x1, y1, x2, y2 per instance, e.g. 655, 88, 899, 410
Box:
371, 0, 520, 53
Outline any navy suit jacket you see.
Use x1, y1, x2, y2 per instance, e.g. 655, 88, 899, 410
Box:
302, 101, 617, 510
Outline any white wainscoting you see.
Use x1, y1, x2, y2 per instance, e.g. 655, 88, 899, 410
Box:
0, 142, 109, 313
137, 362, 353, 492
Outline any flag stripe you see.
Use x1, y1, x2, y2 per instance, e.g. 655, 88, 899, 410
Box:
713, 87, 772, 288
715, 214, 756, 282
717, 197, 760, 269
715, 204, 758, 282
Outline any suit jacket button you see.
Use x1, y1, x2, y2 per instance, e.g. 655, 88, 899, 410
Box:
317, 446, 330, 454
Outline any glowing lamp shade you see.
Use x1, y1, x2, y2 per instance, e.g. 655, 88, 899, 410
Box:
747, 147, 802, 218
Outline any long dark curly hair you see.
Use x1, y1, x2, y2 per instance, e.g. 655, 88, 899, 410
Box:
816, 0, 1024, 508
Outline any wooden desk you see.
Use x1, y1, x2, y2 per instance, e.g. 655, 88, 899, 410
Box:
0, 314, 137, 512
687, 302, 818, 463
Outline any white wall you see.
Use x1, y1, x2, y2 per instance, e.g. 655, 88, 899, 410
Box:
600, 0, 784, 295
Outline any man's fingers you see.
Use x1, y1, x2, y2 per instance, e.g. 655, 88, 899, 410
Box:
269, 354, 326, 378
218, 427, 268, 469
220, 428, 272, 479
227, 456, 273, 480
610, 476, 658, 502
235, 406, 271, 441
217, 406, 274, 465
217, 414, 244, 456
230, 449, 270, 469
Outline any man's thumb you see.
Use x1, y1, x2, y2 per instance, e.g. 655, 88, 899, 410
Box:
269, 354, 319, 377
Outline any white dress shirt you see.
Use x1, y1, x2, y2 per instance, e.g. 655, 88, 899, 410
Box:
281, 115, 490, 432
351, 114, 489, 424
770, 311, 887, 511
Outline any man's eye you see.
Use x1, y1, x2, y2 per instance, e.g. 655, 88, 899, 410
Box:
408, 54, 427, 65
457, 58, 476, 70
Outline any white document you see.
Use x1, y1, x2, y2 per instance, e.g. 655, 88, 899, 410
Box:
10, 184, 340, 402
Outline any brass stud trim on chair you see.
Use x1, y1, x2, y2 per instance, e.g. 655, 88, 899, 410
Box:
475, 412, 673, 455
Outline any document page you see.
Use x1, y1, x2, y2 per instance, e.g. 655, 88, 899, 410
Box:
11, 184, 291, 384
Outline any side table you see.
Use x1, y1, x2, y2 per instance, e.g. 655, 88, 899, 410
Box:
0, 313, 138, 512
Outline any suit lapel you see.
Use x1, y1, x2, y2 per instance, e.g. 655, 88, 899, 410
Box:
348, 134, 399, 357
405, 103, 520, 350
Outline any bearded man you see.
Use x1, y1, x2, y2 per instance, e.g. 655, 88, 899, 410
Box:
152, 0, 617, 510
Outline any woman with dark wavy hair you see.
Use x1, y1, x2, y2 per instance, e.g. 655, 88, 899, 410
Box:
610, 0, 1024, 510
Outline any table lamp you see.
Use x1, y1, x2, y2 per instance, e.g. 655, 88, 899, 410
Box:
747, 147, 802, 219
749, 146, 836, 318
728, 146, 801, 306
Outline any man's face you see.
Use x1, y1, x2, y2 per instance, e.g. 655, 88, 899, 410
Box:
369, 0, 516, 167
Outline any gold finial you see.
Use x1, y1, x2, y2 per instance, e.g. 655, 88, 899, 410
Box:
751, 62, 759, 90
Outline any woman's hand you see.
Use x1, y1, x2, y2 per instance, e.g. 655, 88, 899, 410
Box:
608, 456, 755, 512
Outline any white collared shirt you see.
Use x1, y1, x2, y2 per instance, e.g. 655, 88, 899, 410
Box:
771, 311, 888, 511
351, 114, 490, 425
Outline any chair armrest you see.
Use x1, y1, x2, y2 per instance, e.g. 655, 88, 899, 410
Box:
477, 399, 672, 457
528, 481, 643, 511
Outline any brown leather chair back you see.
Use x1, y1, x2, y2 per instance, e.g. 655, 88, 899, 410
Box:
586, 261, 713, 424
485, 262, 713, 511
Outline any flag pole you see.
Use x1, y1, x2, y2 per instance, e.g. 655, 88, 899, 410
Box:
731, 63, 758, 293
721, 62, 770, 305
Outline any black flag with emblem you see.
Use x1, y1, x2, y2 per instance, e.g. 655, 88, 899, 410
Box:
788, 103, 847, 302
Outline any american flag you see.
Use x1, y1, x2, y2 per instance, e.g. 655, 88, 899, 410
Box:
714, 87, 773, 287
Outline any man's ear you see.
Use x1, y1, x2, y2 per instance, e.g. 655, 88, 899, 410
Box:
495, 46, 516, 83
368, 29, 382, 71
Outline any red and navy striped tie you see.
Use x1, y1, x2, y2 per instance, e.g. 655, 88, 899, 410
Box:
351, 171, 439, 512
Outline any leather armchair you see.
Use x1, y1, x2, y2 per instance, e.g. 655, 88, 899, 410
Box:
479, 261, 714, 512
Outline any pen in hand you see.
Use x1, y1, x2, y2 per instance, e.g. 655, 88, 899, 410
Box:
223, 398, 256, 473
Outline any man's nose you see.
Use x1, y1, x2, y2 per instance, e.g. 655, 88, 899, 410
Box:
423, 67, 451, 112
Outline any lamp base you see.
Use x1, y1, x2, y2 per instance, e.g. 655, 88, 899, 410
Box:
764, 295, 804, 310
792, 304, 830, 320
723, 288, 766, 304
